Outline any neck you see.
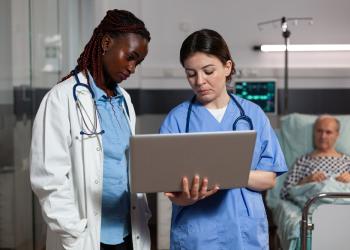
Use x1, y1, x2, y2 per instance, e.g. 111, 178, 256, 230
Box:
97, 68, 117, 97
311, 148, 341, 157
203, 91, 230, 109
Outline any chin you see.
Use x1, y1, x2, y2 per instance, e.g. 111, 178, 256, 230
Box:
197, 95, 213, 104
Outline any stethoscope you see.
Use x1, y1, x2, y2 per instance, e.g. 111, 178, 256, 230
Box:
185, 92, 254, 133
72, 67, 130, 136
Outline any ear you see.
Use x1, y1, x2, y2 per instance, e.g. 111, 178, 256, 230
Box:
101, 34, 114, 52
224, 60, 233, 77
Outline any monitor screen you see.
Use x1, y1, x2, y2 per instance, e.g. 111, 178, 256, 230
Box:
234, 80, 276, 114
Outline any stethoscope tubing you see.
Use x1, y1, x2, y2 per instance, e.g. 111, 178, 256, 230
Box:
185, 92, 254, 133
72, 68, 130, 136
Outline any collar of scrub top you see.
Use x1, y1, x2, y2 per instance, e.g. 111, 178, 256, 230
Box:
185, 91, 254, 133
86, 70, 130, 119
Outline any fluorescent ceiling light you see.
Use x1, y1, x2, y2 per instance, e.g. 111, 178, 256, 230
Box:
255, 44, 350, 52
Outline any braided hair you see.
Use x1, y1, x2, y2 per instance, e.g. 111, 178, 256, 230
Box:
60, 9, 150, 85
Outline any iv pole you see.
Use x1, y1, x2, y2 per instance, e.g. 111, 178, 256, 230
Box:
282, 17, 290, 114
257, 17, 313, 114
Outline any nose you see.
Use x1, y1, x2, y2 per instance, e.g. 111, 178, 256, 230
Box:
127, 62, 136, 74
195, 72, 205, 86
320, 131, 328, 139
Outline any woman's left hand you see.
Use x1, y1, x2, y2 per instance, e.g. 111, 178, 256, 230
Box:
335, 172, 350, 183
164, 176, 219, 206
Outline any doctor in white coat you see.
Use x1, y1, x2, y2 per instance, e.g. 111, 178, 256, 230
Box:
30, 9, 151, 250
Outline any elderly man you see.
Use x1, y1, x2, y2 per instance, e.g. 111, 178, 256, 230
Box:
281, 115, 350, 199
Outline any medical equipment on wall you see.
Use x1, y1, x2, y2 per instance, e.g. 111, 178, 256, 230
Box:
72, 68, 130, 136
234, 80, 277, 114
185, 92, 254, 132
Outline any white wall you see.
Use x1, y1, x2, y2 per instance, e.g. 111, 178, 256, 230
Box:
3, 0, 350, 90
11, 0, 30, 90
93, 0, 350, 89
0, 0, 13, 104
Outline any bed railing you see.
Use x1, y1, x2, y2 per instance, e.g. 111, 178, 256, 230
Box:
300, 192, 350, 250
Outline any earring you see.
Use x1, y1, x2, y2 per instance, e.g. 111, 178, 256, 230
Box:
102, 50, 106, 56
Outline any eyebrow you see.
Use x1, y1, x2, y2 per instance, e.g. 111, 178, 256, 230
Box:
185, 64, 216, 71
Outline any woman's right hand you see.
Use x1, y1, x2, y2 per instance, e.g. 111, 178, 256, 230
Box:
164, 175, 219, 206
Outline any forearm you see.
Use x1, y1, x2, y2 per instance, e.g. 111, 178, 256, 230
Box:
247, 170, 276, 191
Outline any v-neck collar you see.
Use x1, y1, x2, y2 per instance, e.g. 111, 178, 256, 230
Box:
192, 99, 240, 131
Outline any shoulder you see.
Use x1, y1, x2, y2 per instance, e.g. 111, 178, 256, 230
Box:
167, 101, 191, 118
342, 154, 350, 159
295, 154, 313, 166
232, 94, 268, 122
232, 94, 263, 111
341, 154, 350, 162
160, 101, 191, 133
44, 74, 78, 100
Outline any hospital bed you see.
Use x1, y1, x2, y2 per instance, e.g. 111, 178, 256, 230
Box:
266, 113, 350, 250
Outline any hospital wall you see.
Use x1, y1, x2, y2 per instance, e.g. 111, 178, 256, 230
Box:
0, 0, 350, 249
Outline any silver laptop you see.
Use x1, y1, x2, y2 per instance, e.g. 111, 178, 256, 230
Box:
129, 130, 256, 193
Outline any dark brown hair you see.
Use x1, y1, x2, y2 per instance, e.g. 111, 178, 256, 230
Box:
180, 29, 235, 82
60, 9, 150, 85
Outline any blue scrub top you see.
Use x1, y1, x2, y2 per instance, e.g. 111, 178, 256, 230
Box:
90, 78, 131, 245
160, 95, 287, 250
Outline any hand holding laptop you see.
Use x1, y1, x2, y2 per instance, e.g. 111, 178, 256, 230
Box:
164, 175, 220, 206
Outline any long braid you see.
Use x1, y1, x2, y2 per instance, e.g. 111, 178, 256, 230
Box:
60, 9, 150, 85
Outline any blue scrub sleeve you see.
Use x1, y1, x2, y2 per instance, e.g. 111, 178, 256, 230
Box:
253, 116, 288, 176
159, 105, 186, 134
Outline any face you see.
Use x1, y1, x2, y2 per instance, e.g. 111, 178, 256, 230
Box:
314, 118, 339, 152
102, 33, 148, 85
183, 52, 232, 107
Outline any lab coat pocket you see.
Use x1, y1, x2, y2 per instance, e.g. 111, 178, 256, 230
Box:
61, 226, 88, 250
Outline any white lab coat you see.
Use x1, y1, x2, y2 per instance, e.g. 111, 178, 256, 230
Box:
30, 73, 151, 250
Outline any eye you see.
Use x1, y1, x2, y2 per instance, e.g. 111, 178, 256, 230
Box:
127, 54, 136, 61
204, 70, 214, 75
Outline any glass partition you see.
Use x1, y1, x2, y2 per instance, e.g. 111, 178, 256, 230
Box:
0, 0, 68, 249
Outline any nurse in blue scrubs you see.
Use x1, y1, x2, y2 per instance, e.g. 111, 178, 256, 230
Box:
160, 29, 288, 250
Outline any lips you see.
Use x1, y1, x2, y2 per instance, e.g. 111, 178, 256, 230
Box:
119, 72, 130, 81
198, 89, 210, 95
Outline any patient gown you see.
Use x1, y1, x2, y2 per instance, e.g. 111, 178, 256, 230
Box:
160, 94, 287, 250
281, 154, 350, 199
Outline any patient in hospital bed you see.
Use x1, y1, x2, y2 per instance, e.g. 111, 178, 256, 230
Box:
265, 113, 350, 250
280, 114, 350, 200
